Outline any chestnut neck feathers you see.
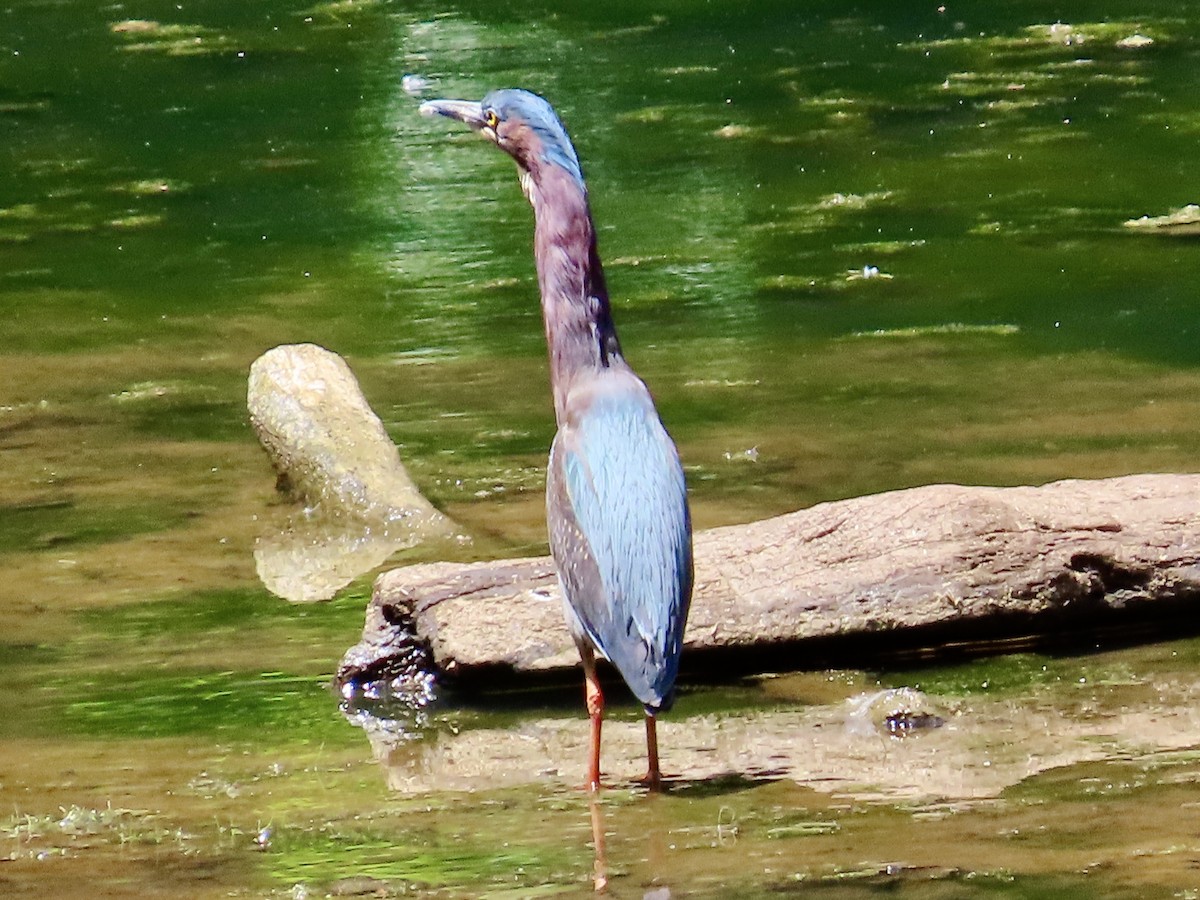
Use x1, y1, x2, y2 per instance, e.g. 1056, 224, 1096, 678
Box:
518, 138, 625, 426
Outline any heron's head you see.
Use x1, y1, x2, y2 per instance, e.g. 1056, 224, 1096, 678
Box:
420, 89, 584, 192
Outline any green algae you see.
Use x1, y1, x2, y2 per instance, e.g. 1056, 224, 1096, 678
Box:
109, 20, 232, 57
0, 498, 191, 555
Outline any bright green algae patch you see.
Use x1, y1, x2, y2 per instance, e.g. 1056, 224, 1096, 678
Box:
59, 669, 341, 741
0, 588, 369, 741
0, 499, 187, 555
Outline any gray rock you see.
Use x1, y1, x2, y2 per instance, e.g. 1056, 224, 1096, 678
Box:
338, 473, 1200, 685
249, 343, 448, 524
248, 343, 458, 602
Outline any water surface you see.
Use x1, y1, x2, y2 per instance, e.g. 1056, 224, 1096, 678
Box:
2, 0, 1200, 895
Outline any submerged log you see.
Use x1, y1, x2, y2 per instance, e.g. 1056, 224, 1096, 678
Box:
338, 473, 1200, 688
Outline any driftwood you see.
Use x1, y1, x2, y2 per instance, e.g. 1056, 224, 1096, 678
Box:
338, 473, 1200, 689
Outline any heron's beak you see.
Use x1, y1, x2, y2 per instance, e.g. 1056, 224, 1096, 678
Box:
418, 98, 487, 130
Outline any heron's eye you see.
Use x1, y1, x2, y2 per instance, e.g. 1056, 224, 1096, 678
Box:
485, 110, 499, 130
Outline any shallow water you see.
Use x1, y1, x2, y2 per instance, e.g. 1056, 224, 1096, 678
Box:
2, 0, 1200, 896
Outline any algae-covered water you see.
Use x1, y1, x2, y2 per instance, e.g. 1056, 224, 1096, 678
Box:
3, 1, 1200, 896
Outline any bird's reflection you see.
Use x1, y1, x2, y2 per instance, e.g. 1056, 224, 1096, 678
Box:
588, 793, 608, 892
586, 788, 685, 897
348, 701, 797, 895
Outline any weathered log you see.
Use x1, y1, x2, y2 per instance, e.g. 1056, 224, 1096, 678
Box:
338, 473, 1200, 688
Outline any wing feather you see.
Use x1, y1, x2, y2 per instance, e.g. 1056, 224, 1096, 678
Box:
546, 373, 692, 710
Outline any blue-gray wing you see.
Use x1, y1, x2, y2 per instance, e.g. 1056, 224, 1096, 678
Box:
547, 376, 692, 711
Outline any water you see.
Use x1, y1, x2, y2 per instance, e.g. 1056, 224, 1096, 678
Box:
2, 0, 1200, 895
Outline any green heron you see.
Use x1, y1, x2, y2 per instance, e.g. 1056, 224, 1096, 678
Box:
421, 89, 693, 790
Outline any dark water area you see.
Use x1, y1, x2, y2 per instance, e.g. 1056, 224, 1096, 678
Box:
2, 1, 1200, 896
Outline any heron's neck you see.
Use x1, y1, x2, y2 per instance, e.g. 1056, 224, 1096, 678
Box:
527, 166, 623, 424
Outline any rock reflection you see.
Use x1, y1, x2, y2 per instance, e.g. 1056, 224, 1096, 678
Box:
254, 506, 447, 602
346, 672, 1200, 807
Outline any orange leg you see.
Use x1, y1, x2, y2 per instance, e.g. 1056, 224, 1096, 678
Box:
581, 646, 604, 791
639, 712, 664, 792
